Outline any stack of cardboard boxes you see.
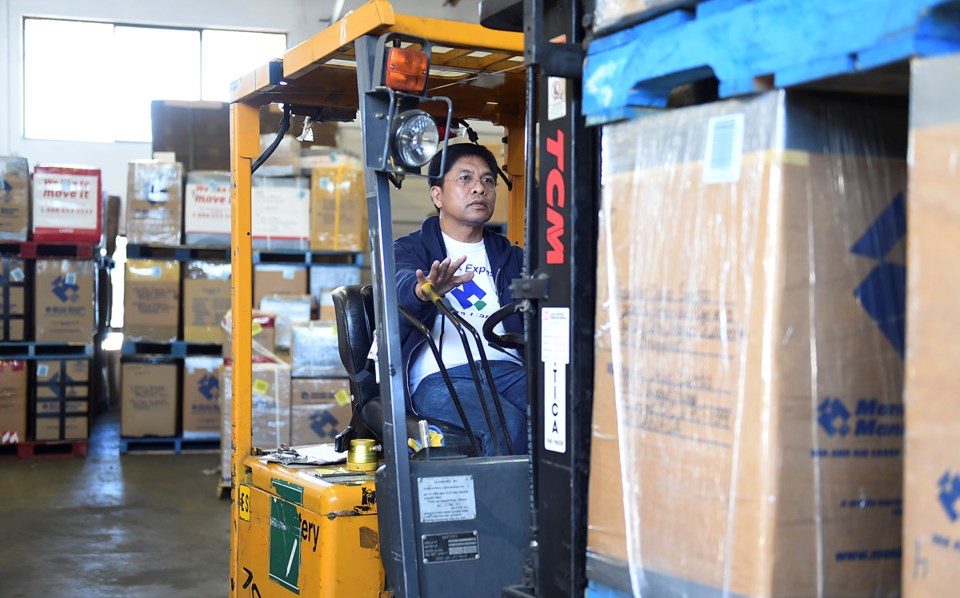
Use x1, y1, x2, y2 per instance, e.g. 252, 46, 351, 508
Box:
217, 260, 360, 485
120, 144, 367, 454
0, 158, 100, 446
588, 91, 907, 597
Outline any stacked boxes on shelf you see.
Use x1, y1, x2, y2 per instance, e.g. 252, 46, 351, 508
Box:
119, 149, 369, 453
0, 158, 101, 447
121, 159, 202, 444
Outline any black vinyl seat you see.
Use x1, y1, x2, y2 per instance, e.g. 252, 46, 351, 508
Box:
331, 284, 477, 455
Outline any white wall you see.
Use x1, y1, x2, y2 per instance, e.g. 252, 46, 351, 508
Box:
0, 0, 483, 205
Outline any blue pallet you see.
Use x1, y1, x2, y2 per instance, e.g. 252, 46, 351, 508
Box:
120, 437, 220, 454
586, 580, 632, 598
583, 0, 960, 122
121, 340, 222, 358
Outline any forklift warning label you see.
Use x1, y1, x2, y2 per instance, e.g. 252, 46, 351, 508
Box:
418, 475, 477, 523
422, 531, 480, 564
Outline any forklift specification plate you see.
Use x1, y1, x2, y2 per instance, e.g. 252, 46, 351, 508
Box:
421, 531, 479, 563
418, 475, 476, 523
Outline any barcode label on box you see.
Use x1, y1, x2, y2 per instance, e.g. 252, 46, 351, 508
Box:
703, 113, 745, 184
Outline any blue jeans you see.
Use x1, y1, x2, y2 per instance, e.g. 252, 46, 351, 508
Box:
412, 360, 528, 456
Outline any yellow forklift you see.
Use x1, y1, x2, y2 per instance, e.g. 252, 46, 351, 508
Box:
227, 2, 539, 596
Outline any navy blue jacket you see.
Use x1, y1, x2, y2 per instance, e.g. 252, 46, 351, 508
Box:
394, 215, 524, 380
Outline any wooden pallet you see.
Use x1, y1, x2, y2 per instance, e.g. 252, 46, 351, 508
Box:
583, 0, 960, 122
119, 437, 221, 454
0, 440, 88, 459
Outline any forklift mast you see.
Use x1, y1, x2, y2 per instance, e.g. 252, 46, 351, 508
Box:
499, 0, 600, 596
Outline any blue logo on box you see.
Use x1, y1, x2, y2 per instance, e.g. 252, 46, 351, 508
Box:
817, 397, 851, 437
938, 470, 960, 523
850, 192, 906, 357
51, 275, 80, 303
197, 374, 219, 401
309, 411, 338, 438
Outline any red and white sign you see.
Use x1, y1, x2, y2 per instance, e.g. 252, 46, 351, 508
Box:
185, 179, 232, 236
32, 165, 102, 243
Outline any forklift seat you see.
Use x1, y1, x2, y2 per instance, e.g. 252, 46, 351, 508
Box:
331, 284, 477, 455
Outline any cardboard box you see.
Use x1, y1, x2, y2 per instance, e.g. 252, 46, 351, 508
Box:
903, 54, 960, 598
251, 176, 310, 250
31, 165, 102, 244
309, 264, 362, 321
260, 295, 314, 350
253, 264, 308, 309
34, 417, 88, 442
121, 361, 178, 437
0, 361, 27, 444
34, 359, 90, 441
183, 261, 231, 343
0, 259, 26, 341
290, 378, 353, 445
182, 357, 222, 440
34, 259, 95, 343
35, 359, 90, 401
0, 156, 30, 241
290, 322, 345, 378
588, 91, 906, 597
184, 171, 231, 246
151, 100, 232, 172
221, 310, 277, 362
124, 259, 180, 341
256, 134, 301, 177
125, 160, 184, 245
220, 363, 292, 481
310, 166, 367, 252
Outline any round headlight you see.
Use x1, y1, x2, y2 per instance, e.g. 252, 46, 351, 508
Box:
393, 110, 439, 168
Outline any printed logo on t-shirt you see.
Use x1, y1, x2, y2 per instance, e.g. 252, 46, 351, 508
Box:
449, 279, 488, 312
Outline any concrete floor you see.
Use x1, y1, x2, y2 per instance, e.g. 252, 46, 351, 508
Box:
0, 407, 230, 597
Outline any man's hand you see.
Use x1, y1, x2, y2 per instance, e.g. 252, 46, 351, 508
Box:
415, 255, 474, 301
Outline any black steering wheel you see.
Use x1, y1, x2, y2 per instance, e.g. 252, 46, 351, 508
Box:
482, 300, 525, 351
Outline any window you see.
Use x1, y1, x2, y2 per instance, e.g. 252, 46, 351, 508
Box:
23, 18, 286, 143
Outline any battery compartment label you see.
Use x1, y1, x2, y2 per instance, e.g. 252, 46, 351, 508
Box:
422, 531, 479, 564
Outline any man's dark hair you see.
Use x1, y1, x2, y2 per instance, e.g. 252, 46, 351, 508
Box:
427, 143, 499, 189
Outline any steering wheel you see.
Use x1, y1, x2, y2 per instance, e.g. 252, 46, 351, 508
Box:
482, 300, 525, 351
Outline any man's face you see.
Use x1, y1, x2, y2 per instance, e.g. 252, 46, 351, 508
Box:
430, 155, 497, 229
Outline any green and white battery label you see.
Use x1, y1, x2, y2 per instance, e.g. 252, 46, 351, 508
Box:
421, 531, 479, 564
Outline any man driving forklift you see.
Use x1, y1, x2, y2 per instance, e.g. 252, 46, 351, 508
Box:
394, 143, 528, 456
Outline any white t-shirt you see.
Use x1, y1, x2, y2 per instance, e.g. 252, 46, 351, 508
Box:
408, 233, 521, 392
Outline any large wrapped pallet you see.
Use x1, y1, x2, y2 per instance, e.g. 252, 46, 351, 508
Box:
588, 90, 907, 597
